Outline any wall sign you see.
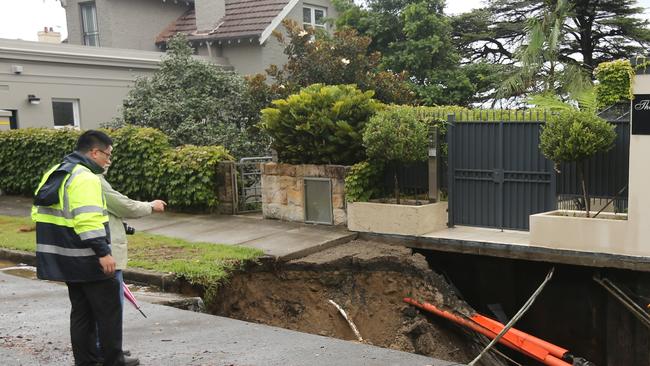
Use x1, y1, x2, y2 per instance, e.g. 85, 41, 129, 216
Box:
632, 94, 650, 135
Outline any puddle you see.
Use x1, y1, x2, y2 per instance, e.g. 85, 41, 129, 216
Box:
0, 260, 37, 280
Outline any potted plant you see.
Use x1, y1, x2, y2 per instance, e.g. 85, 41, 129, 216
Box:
530, 108, 627, 253
539, 109, 617, 217
346, 106, 448, 236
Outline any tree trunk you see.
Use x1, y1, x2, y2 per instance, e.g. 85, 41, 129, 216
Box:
578, 161, 590, 217
394, 165, 400, 205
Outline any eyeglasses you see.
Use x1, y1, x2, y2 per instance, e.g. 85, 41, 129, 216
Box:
95, 149, 112, 160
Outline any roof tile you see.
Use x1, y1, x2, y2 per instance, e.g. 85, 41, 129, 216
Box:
155, 0, 291, 45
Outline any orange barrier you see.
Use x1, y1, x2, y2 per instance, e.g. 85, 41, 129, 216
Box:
403, 298, 572, 366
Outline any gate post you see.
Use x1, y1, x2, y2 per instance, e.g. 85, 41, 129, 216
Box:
447, 114, 456, 228
216, 161, 237, 215
428, 126, 439, 202
498, 120, 504, 231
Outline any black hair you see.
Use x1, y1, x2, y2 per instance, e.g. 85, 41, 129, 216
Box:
75, 130, 113, 153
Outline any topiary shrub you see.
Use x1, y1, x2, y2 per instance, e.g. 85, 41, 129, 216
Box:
539, 109, 616, 216
362, 106, 433, 203
260, 84, 383, 165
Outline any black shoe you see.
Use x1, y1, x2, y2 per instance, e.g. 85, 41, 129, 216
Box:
94, 351, 135, 365
124, 356, 140, 366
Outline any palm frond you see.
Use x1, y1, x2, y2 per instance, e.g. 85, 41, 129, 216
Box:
528, 93, 575, 112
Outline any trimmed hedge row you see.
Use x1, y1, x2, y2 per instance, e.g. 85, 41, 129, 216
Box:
0, 127, 232, 210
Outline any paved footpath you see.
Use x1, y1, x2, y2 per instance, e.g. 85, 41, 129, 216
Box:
0, 195, 355, 260
0, 272, 455, 366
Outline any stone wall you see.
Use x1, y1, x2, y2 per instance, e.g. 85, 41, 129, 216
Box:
216, 161, 236, 215
261, 163, 348, 225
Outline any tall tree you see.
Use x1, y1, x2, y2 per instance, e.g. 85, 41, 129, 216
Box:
261, 19, 415, 105
334, 0, 485, 105
454, 0, 650, 71
119, 34, 269, 158
498, 0, 595, 100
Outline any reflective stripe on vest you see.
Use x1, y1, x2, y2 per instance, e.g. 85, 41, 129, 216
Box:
33, 164, 109, 243
36, 244, 95, 257
78, 228, 107, 240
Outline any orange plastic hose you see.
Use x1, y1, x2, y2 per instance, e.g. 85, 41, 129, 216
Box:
403, 298, 571, 366
471, 314, 569, 359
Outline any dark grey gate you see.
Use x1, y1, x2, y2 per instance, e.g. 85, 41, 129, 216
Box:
447, 114, 556, 230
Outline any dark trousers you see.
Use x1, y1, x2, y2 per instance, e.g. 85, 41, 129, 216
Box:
67, 278, 125, 366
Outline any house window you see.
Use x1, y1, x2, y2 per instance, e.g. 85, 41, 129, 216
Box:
80, 2, 100, 46
52, 99, 80, 128
303, 5, 327, 30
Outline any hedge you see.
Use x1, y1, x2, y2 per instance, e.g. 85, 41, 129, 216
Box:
0, 127, 233, 210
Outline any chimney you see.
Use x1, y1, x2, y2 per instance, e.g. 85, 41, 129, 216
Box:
194, 0, 225, 33
38, 27, 62, 43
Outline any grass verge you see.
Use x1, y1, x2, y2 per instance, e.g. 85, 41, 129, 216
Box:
0, 215, 263, 290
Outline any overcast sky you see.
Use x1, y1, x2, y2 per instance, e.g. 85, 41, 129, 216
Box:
0, 0, 648, 42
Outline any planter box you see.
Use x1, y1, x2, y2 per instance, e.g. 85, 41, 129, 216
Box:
529, 210, 630, 254
347, 201, 448, 236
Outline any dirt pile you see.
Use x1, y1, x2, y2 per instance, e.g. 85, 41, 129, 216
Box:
208, 240, 504, 365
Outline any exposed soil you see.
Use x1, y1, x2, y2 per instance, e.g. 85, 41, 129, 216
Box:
207, 240, 507, 365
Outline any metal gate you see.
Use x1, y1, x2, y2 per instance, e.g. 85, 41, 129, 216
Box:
235, 156, 272, 213
447, 115, 556, 230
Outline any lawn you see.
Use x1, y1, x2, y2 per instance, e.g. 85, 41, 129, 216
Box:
0, 215, 263, 286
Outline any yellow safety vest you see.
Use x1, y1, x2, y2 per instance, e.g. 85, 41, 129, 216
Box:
32, 163, 111, 282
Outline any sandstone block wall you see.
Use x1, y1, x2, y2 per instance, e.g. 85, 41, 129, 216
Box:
261, 163, 348, 225
216, 161, 236, 214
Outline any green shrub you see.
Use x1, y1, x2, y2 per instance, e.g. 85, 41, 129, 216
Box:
119, 34, 269, 158
344, 161, 383, 203
539, 109, 616, 216
159, 145, 232, 209
0, 128, 79, 195
260, 84, 383, 165
540, 110, 616, 165
105, 126, 170, 200
0, 127, 233, 211
363, 106, 431, 165
363, 106, 435, 203
594, 59, 634, 109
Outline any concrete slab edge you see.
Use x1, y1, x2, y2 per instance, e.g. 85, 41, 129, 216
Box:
0, 248, 183, 289
357, 232, 650, 272
277, 233, 358, 261
0, 248, 36, 266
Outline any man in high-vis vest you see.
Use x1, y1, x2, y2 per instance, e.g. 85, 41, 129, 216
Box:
32, 130, 126, 366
